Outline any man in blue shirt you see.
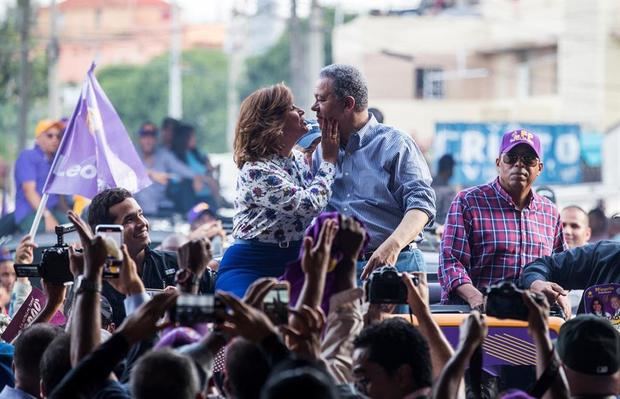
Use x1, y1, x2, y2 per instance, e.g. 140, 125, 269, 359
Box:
311, 64, 436, 280
14, 119, 69, 233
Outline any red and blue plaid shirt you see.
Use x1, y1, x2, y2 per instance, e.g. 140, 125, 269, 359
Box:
438, 178, 566, 303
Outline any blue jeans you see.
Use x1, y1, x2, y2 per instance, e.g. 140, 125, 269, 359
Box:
357, 248, 425, 313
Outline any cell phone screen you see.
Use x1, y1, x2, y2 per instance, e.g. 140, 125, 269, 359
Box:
96, 225, 123, 278
263, 283, 289, 325
95, 225, 123, 249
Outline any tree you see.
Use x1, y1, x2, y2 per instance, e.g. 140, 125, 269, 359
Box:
239, 6, 355, 104
0, 5, 48, 160
97, 48, 229, 152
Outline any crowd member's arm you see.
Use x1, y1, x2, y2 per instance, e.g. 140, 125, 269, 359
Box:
521, 242, 607, 296
522, 291, 569, 399
218, 292, 290, 367
362, 209, 428, 279
433, 311, 487, 399
402, 272, 454, 381
30, 280, 66, 325
319, 216, 365, 383
162, 148, 200, 179
438, 195, 482, 308
177, 330, 228, 385
68, 210, 108, 365
361, 137, 435, 278
176, 238, 212, 294
48, 292, 178, 399
296, 219, 338, 309
10, 234, 36, 316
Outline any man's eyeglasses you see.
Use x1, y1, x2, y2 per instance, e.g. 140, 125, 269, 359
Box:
501, 152, 539, 167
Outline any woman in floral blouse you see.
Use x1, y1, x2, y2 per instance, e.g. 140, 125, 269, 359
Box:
215, 84, 339, 297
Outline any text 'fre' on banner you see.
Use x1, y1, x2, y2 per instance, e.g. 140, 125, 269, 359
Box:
434, 123, 582, 186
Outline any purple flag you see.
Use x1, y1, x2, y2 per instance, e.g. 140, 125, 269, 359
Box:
43, 63, 151, 198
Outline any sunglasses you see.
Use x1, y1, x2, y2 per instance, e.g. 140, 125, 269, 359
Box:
501, 152, 539, 167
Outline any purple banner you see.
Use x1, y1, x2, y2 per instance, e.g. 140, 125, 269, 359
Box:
1, 287, 66, 342
43, 63, 151, 199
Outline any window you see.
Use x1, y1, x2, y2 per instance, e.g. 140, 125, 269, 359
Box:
415, 67, 444, 99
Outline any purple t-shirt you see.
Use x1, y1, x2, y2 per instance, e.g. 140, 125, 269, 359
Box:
14, 145, 59, 223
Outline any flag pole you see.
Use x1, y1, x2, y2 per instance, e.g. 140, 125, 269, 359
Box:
28, 193, 49, 240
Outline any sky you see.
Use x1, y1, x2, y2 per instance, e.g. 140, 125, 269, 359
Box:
0, 0, 392, 23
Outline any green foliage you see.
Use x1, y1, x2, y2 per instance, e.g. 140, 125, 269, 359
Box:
0, 5, 49, 160
240, 34, 291, 100
239, 6, 355, 102
97, 48, 229, 152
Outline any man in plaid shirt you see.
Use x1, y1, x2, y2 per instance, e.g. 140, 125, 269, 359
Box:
438, 129, 567, 312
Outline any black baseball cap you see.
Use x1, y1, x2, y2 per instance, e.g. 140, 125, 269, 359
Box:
556, 315, 620, 376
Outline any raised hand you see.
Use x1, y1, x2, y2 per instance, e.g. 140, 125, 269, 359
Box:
280, 305, 325, 361
217, 292, 277, 343
300, 219, 338, 277
107, 245, 145, 296
320, 119, 339, 164
242, 277, 277, 309
337, 216, 365, 262
177, 238, 212, 277
458, 310, 488, 352
401, 272, 430, 315
116, 291, 178, 345
15, 234, 37, 264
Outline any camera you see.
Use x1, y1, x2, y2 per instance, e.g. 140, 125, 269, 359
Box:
366, 266, 418, 304
485, 281, 546, 321
14, 224, 76, 284
169, 294, 226, 325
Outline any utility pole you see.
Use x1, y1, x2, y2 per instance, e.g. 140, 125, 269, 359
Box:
307, 0, 324, 106
168, 0, 182, 118
289, 0, 306, 108
17, 0, 31, 153
47, 0, 61, 119
226, 2, 248, 151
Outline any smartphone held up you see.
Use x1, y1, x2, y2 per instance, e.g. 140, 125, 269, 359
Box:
95, 224, 123, 279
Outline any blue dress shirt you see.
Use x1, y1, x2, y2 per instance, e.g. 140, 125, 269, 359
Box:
313, 115, 435, 250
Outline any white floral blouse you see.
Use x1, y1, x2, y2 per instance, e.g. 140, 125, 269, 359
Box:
233, 151, 335, 244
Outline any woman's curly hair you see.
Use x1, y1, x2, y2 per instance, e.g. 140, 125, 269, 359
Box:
233, 83, 293, 168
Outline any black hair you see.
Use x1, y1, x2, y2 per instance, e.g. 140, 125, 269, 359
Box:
39, 333, 71, 395
131, 349, 200, 399
260, 364, 338, 399
225, 338, 270, 399
438, 154, 455, 173
368, 107, 384, 123
353, 318, 432, 389
13, 324, 64, 383
87, 188, 133, 231
162, 117, 180, 131
170, 123, 193, 163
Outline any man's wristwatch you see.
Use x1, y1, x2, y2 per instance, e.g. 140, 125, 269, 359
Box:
75, 275, 102, 295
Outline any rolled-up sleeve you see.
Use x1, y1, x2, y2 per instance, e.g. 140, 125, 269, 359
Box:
392, 139, 436, 225
438, 193, 473, 302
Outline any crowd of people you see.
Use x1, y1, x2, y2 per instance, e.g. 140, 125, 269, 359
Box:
0, 63, 616, 398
